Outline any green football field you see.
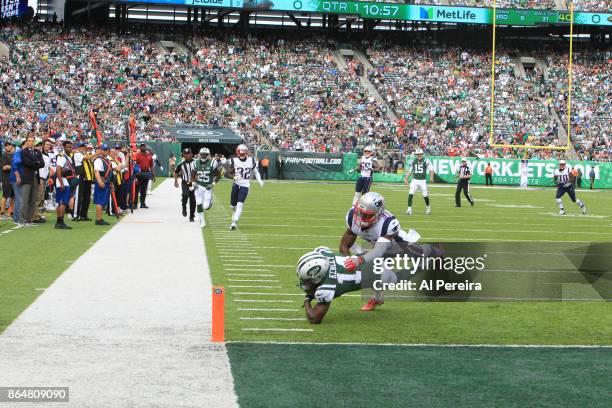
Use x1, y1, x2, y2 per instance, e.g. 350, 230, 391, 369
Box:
204, 180, 612, 407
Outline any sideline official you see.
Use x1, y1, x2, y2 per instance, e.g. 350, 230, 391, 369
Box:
455, 158, 474, 208
174, 148, 196, 222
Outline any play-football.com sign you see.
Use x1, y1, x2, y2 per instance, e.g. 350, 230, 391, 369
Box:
282, 152, 343, 172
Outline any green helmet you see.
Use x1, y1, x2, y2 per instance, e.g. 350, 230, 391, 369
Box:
296, 250, 330, 287
199, 147, 211, 161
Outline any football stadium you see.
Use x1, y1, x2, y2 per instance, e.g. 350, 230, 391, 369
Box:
0, 0, 611, 406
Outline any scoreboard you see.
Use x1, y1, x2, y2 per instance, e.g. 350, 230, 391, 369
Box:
121, 0, 612, 27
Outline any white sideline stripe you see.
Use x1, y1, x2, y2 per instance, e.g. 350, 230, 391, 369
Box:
226, 274, 277, 277
0, 179, 239, 407
234, 292, 303, 296
233, 300, 295, 303
1, 230, 11, 234
240, 317, 304, 321
237, 308, 299, 312
218, 252, 260, 255
242, 229, 612, 237
225, 268, 271, 272
224, 264, 291, 268
227, 340, 612, 348
242, 328, 314, 332
34, 288, 46, 291
236, 216, 606, 228
228, 285, 282, 288
228, 279, 280, 282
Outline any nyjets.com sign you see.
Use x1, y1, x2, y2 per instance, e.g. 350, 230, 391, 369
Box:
282, 152, 343, 172
422, 156, 608, 188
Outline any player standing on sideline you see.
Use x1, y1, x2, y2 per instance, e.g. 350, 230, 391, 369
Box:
192, 148, 221, 228
455, 158, 474, 207
404, 148, 434, 215
352, 146, 378, 206
553, 160, 586, 215
228, 144, 263, 230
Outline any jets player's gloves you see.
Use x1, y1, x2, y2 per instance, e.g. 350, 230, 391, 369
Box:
189, 185, 195, 191
304, 293, 315, 303
344, 256, 364, 272
258, 180, 264, 187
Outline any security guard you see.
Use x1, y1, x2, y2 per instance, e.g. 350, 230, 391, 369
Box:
455, 158, 474, 208
174, 148, 196, 222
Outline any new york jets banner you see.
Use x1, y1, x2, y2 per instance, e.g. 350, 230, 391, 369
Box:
369, 156, 612, 189
256, 152, 612, 188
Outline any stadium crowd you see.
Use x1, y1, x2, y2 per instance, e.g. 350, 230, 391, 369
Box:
1, 23, 609, 161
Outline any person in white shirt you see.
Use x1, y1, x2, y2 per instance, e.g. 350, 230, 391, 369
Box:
227, 144, 263, 230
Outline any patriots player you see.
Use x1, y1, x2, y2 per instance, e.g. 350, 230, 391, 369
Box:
352, 146, 378, 206
191, 148, 221, 228
405, 148, 434, 215
553, 160, 586, 215
339, 192, 420, 311
228, 144, 263, 230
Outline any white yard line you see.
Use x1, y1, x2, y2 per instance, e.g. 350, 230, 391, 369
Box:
233, 299, 296, 303
240, 317, 305, 321
242, 328, 314, 332
237, 308, 300, 312
228, 279, 280, 282
226, 273, 277, 277
228, 285, 282, 289
0, 179, 238, 408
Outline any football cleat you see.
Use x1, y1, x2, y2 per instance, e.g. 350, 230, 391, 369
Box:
559, 209, 566, 215
425, 206, 431, 215
406, 207, 413, 215
581, 205, 587, 215
361, 298, 384, 312
229, 222, 237, 230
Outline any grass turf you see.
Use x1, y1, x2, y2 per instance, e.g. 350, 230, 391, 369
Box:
0, 177, 165, 333
226, 342, 612, 408
203, 180, 612, 345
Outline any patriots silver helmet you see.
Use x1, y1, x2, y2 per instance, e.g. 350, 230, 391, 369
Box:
354, 192, 385, 229
297, 250, 330, 287
363, 145, 375, 156
236, 144, 249, 159
199, 147, 210, 161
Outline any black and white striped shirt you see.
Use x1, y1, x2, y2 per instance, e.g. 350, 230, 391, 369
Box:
175, 160, 196, 182
458, 165, 471, 180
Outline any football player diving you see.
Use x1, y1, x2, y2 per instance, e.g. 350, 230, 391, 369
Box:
339, 192, 421, 311
298, 243, 443, 324
227, 144, 264, 230
191, 147, 221, 228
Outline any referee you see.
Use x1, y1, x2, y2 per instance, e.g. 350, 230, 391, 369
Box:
455, 158, 474, 207
174, 148, 196, 222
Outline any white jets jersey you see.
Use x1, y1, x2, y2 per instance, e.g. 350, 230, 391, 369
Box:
346, 208, 402, 244
554, 168, 571, 187
231, 156, 257, 187
359, 156, 376, 178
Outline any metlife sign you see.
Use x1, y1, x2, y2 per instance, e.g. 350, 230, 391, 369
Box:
410, 6, 487, 23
